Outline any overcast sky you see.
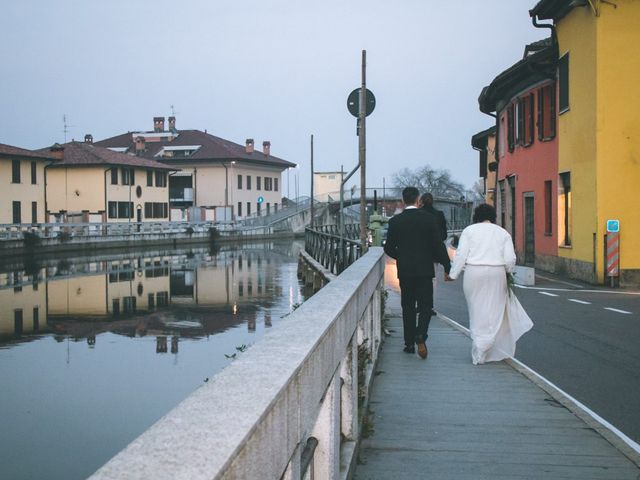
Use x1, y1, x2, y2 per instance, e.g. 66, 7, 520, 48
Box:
1, 0, 546, 196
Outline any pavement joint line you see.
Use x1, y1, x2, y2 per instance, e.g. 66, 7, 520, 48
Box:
568, 298, 591, 305
535, 273, 586, 288
435, 310, 640, 468
604, 307, 633, 315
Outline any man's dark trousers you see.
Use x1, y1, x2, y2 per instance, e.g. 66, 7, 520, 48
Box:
399, 275, 433, 346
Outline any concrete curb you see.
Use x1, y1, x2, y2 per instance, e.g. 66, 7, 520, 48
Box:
436, 310, 640, 469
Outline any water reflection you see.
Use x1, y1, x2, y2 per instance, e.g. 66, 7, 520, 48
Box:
0, 240, 305, 480
1, 241, 302, 353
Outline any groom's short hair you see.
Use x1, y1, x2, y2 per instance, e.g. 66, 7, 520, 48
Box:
402, 187, 420, 205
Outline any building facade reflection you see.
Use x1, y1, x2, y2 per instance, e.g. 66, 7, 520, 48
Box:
0, 241, 304, 352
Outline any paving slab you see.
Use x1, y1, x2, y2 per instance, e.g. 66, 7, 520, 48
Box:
354, 289, 640, 480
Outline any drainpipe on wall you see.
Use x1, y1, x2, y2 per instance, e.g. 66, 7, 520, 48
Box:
530, 10, 557, 53
104, 167, 110, 225
44, 162, 50, 224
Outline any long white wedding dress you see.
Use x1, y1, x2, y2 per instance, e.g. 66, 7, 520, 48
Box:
449, 223, 533, 365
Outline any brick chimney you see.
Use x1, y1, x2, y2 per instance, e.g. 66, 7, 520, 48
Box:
245, 138, 254, 154
49, 143, 65, 160
168, 116, 176, 132
153, 117, 165, 132
84, 134, 93, 144
135, 136, 146, 156
262, 141, 271, 156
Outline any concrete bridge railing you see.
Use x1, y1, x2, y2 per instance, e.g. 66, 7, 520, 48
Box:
90, 247, 385, 480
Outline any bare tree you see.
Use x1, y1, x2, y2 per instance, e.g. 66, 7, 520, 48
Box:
468, 179, 486, 203
392, 166, 467, 200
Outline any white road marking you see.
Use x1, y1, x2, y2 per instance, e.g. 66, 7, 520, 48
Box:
568, 299, 591, 305
604, 307, 632, 315
516, 285, 640, 296
538, 291, 558, 297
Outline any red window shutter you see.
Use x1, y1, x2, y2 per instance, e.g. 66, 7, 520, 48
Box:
507, 105, 515, 152
516, 98, 525, 145
528, 93, 535, 145
549, 83, 557, 139
538, 88, 544, 141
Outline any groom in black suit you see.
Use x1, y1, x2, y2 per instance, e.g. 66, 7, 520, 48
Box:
384, 187, 452, 359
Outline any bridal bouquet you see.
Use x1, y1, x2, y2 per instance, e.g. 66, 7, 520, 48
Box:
506, 271, 516, 296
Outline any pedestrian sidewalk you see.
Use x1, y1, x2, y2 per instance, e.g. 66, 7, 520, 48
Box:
354, 288, 640, 480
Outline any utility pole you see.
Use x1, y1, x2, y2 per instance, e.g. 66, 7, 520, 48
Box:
310, 134, 314, 228
359, 50, 368, 252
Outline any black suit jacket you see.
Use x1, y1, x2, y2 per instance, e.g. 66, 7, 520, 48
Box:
384, 208, 451, 278
422, 205, 448, 241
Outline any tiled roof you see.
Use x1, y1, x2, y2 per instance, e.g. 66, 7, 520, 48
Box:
478, 37, 556, 114
42, 142, 175, 170
0, 142, 54, 160
95, 129, 296, 169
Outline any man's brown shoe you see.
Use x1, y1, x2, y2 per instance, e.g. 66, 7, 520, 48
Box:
417, 341, 428, 359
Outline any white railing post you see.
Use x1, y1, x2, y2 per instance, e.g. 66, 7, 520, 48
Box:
310, 372, 341, 479
340, 336, 358, 442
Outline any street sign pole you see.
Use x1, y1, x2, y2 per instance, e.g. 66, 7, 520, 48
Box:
310, 134, 314, 228
359, 50, 368, 252
605, 219, 620, 287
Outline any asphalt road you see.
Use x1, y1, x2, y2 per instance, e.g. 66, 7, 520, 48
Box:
429, 266, 640, 444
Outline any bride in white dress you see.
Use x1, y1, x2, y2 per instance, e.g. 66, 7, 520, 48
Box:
449, 204, 533, 365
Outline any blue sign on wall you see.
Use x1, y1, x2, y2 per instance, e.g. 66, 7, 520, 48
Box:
257, 196, 264, 204
606, 219, 620, 233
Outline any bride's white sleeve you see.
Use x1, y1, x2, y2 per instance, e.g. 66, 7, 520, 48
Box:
449, 228, 470, 279
503, 232, 517, 272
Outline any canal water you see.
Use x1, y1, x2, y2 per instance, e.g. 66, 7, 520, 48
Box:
0, 239, 306, 480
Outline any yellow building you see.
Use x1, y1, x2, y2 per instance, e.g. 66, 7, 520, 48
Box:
44, 139, 176, 223
531, 0, 640, 285
0, 143, 52, 224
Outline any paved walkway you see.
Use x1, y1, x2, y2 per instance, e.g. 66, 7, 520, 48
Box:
354, 287, 640, 480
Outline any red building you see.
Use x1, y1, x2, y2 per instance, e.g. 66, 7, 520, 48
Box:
478, 38, 559, 269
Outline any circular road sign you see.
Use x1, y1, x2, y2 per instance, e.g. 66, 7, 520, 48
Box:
347, 88, 376, 117
258, 196, 264, 204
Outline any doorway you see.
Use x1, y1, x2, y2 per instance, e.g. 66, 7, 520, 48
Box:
523, 193, 535, 265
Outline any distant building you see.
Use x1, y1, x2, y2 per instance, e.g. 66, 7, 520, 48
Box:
43, 140, 174, 223
471, 126, 497, 206
313, 171, 343, 202
95, 117, 296, 221
0, 143, 53, 224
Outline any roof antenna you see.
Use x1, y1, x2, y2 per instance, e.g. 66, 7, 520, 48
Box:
62, 114, 75, 143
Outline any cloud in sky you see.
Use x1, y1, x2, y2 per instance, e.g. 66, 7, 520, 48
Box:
0, 0, 547, 195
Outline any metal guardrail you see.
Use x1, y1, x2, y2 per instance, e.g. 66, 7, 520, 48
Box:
238, 196, 314, 228
0, 221, 271, 242
304, 225, 362, 275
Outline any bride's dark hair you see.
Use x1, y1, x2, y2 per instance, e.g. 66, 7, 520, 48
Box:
472, 203, 497, 224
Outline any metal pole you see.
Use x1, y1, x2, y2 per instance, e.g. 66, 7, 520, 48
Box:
340, 165, 345, 267
310, 134, 314, 228
359, 50, 368, 252
383, 177, 386, 217
223, 163, 228, 221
